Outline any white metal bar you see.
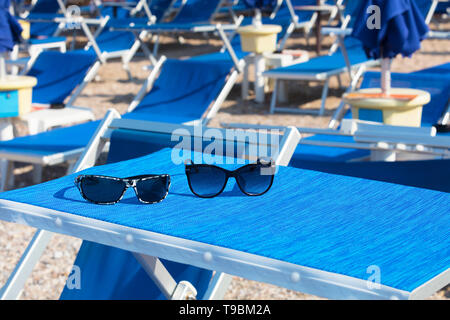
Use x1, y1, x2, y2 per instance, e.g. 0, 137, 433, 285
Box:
216, 24, 242, 73
132, 253, 178, 299
203, 66, 242, 124
269, 80, 278, 114
276, 126, 301, 166
0, 230, 54, 300
66, 60, 101, 107
80, 21, 105, 64
202, 272, 232, 300
127, 56, 166, 112
73, 109, 121, 172
410, 268, 450, 300
319, 78, 329, 116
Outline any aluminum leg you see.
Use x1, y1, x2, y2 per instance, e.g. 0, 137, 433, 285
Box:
0, 230, 54, 300
254, 54, 266, 104
319, 79, 330, 116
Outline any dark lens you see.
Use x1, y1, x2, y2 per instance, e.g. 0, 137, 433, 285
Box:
236, 164, 274, 196
80, 176, 126, 204
186, 165, 227, 197
135, 176, 170, 203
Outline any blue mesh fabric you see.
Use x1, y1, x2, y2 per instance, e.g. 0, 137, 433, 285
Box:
131, 58, 233, 118
412, 62, 450, 77
27, 50, 98, 104
171, 0, 221, 23
0, 121, 100, 157
30, 0, 61, 14
289, 157, 450, 193
93, 30, 136, 53
149, 0, 175, 21
292, 135, 369, 162
1, 148, 449, 293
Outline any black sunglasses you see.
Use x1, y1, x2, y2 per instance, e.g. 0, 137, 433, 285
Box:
185, 159, 275, 198
75, 174, 170, 205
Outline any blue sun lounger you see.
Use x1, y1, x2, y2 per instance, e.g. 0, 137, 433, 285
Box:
0, 57, 240, 190
0, 118, 448, 300
19, 50, 100, 133
264, 38, 379, 115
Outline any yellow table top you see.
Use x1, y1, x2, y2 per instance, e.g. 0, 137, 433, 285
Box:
237, 24, 282, 36
0, 76, 37, 90
343, 88, 430, 109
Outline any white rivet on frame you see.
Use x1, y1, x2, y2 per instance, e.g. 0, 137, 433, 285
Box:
203, 252, 213, 262
55, 218, 62, 227
125, 234, 133, 243
290, 272, 300, 283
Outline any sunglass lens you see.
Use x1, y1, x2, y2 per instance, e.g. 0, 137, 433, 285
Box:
135, 176, 170, 203
187, 166, 227, 198
236, 164, 274, 196
80, 176, 126, 204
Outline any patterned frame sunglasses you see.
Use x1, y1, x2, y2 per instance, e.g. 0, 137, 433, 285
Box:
75, 174, 171, 205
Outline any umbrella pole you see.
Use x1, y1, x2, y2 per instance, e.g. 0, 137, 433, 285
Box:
0, 54, 6, 80
381, 57, 391, 96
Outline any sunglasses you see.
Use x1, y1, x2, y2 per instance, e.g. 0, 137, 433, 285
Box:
75, 174, 170, 205
185, 159, 275, 198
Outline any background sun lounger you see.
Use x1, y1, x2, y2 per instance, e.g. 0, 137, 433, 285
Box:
264, 38, 379, 115
14, 0, 68, 56
21, 50, 99, 133
0, 56, 240, 191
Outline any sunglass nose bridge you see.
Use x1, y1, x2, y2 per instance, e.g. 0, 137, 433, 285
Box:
229, 171, 238, 178
125, 180, 136, 188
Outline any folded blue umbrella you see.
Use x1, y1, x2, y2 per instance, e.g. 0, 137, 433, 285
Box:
0, 0, 22, 52
351, 0, 429, 59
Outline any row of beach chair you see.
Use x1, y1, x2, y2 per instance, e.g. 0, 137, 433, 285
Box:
1, 60, 449, 298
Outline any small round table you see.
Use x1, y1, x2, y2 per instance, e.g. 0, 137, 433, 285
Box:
343, 88, 431, 127
237, 24, 282, 104
343, 88, 430, 161
0, 75, 37, 140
